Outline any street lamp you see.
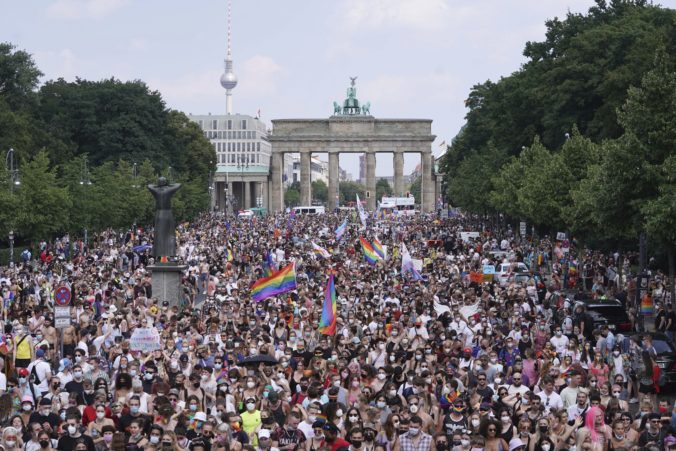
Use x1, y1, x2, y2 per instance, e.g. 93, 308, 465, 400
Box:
131, 163, 139, 188
167, 166, 174, 184
8, 230, 14, 268
80, 158, 92, 248
5, 148, 20, 192
237, 155, 249, 209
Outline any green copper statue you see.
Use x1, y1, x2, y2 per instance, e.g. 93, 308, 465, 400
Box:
333, 77, 371, 116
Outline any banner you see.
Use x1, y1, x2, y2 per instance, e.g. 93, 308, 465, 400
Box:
130, 328, 161, 352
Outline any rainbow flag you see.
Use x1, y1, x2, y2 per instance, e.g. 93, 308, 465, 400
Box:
251, 263, 297, 302
360, 237, 381, 265
373, 236, 385, 259
569, 259, 578, 275
311, 241, 331, 259
640, 294, 654, 316
262, 251, 276, 277
319, 274, 337, 335
335, 219, 347, 241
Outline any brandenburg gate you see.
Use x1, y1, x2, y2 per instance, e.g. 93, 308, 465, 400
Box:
268, 78, 437, 212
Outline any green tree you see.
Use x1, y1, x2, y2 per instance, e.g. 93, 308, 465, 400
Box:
408, 177, 421, 204
375, 178, 393, 202
439, 1, 676, 215
0, 42, 42, 111
13, 151, 72, 242
339, 181, 366, 205
311, 179, 328, 204
284, 182, 300, 207
448, 143, 506, 214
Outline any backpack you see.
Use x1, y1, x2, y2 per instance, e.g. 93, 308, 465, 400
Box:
29, 361, 43, 386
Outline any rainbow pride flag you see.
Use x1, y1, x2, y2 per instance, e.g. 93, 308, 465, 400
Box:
373, 236, 385, 259
335, 219, 347, 241
640, 294, 654, 316
311, 241, 331, 259
319, 273, 337, 335
360, 237, 381, 265
251, 263, 297, 302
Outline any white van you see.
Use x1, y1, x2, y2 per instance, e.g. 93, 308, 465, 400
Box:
293, 206, 326, 215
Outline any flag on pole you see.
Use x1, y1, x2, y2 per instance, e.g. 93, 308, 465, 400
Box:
335, 219, 347, 241
318, 273, 337, 335
401, 242, 423, 281
356, 194, 367, 227
311, 241, 331, 259
251, 263, 297, 302
373, 235, 385, 259
225, 247, 234, 262
360, 237, 381, 265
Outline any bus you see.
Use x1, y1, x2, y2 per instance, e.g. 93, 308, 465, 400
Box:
292, 206, 326, 215
378, 196, 417, 216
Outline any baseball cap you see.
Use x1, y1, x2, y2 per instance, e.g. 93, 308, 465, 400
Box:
193, 412, 207, 422
258, 429, 271, 439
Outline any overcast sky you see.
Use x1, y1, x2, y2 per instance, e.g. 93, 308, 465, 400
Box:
4, 0, 673, 178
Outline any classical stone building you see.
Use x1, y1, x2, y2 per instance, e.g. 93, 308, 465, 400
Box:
268, 79, 438, 212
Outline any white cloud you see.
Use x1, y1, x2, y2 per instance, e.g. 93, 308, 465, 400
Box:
33, 48, 79, 82
46, 0, 129, 20
238, 55, 284, 97
147, 69, 224, 111
129, 37, 149, 52
342, 0, 451, 31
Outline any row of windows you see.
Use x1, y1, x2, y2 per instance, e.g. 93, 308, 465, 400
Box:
199, 119, 248, 131
218, 153, 267, 164
204, 130, 260, 140
213, 142, 264, 152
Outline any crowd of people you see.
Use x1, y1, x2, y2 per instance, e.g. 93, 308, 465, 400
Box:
0, 211, 674, 451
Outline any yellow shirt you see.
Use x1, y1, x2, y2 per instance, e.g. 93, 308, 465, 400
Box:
241, 410, 261, 445
15, 335, 32, 359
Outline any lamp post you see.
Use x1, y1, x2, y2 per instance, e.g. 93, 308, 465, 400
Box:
237, 155, 249, 209
80, 158, 92, 248
207, 160, 214, 211
8, 230, 14, 268
5, 148, 20, 192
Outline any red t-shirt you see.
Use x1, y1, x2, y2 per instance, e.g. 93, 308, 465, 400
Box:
322, 437, 351, 451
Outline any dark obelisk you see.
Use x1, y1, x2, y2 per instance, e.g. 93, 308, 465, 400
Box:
147, 177, 185, 307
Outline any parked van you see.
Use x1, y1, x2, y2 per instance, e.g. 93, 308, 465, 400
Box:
293, 206, 326, 215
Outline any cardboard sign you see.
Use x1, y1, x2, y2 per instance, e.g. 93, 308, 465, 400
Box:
129, 328, 161, 352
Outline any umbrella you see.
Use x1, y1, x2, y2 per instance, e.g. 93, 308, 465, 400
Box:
133, 244, 152, 253
239, 354, 279, 366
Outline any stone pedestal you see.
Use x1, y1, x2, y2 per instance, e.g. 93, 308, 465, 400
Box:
149, 264, 186, 307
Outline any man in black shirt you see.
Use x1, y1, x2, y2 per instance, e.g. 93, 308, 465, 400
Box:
118, 395, 151, 436
57, 413, 95, 451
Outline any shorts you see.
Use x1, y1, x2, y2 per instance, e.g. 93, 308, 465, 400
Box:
639, 383, 655, 394
15, 358, 31, 369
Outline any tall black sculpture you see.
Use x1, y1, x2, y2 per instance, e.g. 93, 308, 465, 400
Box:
148, 177, 181, 259
148, 177, 185, 307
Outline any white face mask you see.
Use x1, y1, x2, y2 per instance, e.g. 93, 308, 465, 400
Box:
378, 373, 386, 380
409, 405, 419, 414
335, 409, 343, 418
97, 412, 105, 420
471, 419, 480, 428
246, 402, 256, 411
67, 425, 77, 435
541, 445, 551, 451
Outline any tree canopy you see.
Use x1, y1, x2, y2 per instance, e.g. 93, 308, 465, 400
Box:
0, 42, 215, 244
440, 1, 675, 247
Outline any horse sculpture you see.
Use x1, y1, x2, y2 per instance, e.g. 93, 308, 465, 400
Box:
333, 101, 342, 115
361, 102, 371, 115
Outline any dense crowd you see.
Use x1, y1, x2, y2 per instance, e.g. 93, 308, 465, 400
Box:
0, 212, 674, 451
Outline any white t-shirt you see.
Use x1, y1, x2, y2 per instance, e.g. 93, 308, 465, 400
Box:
27, 359, 52, 393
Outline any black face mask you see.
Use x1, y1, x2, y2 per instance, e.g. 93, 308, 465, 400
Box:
437, 443, 449, 451
539, 426, 549, 434
351, 440, 362, 448
39, 440, 50, 448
